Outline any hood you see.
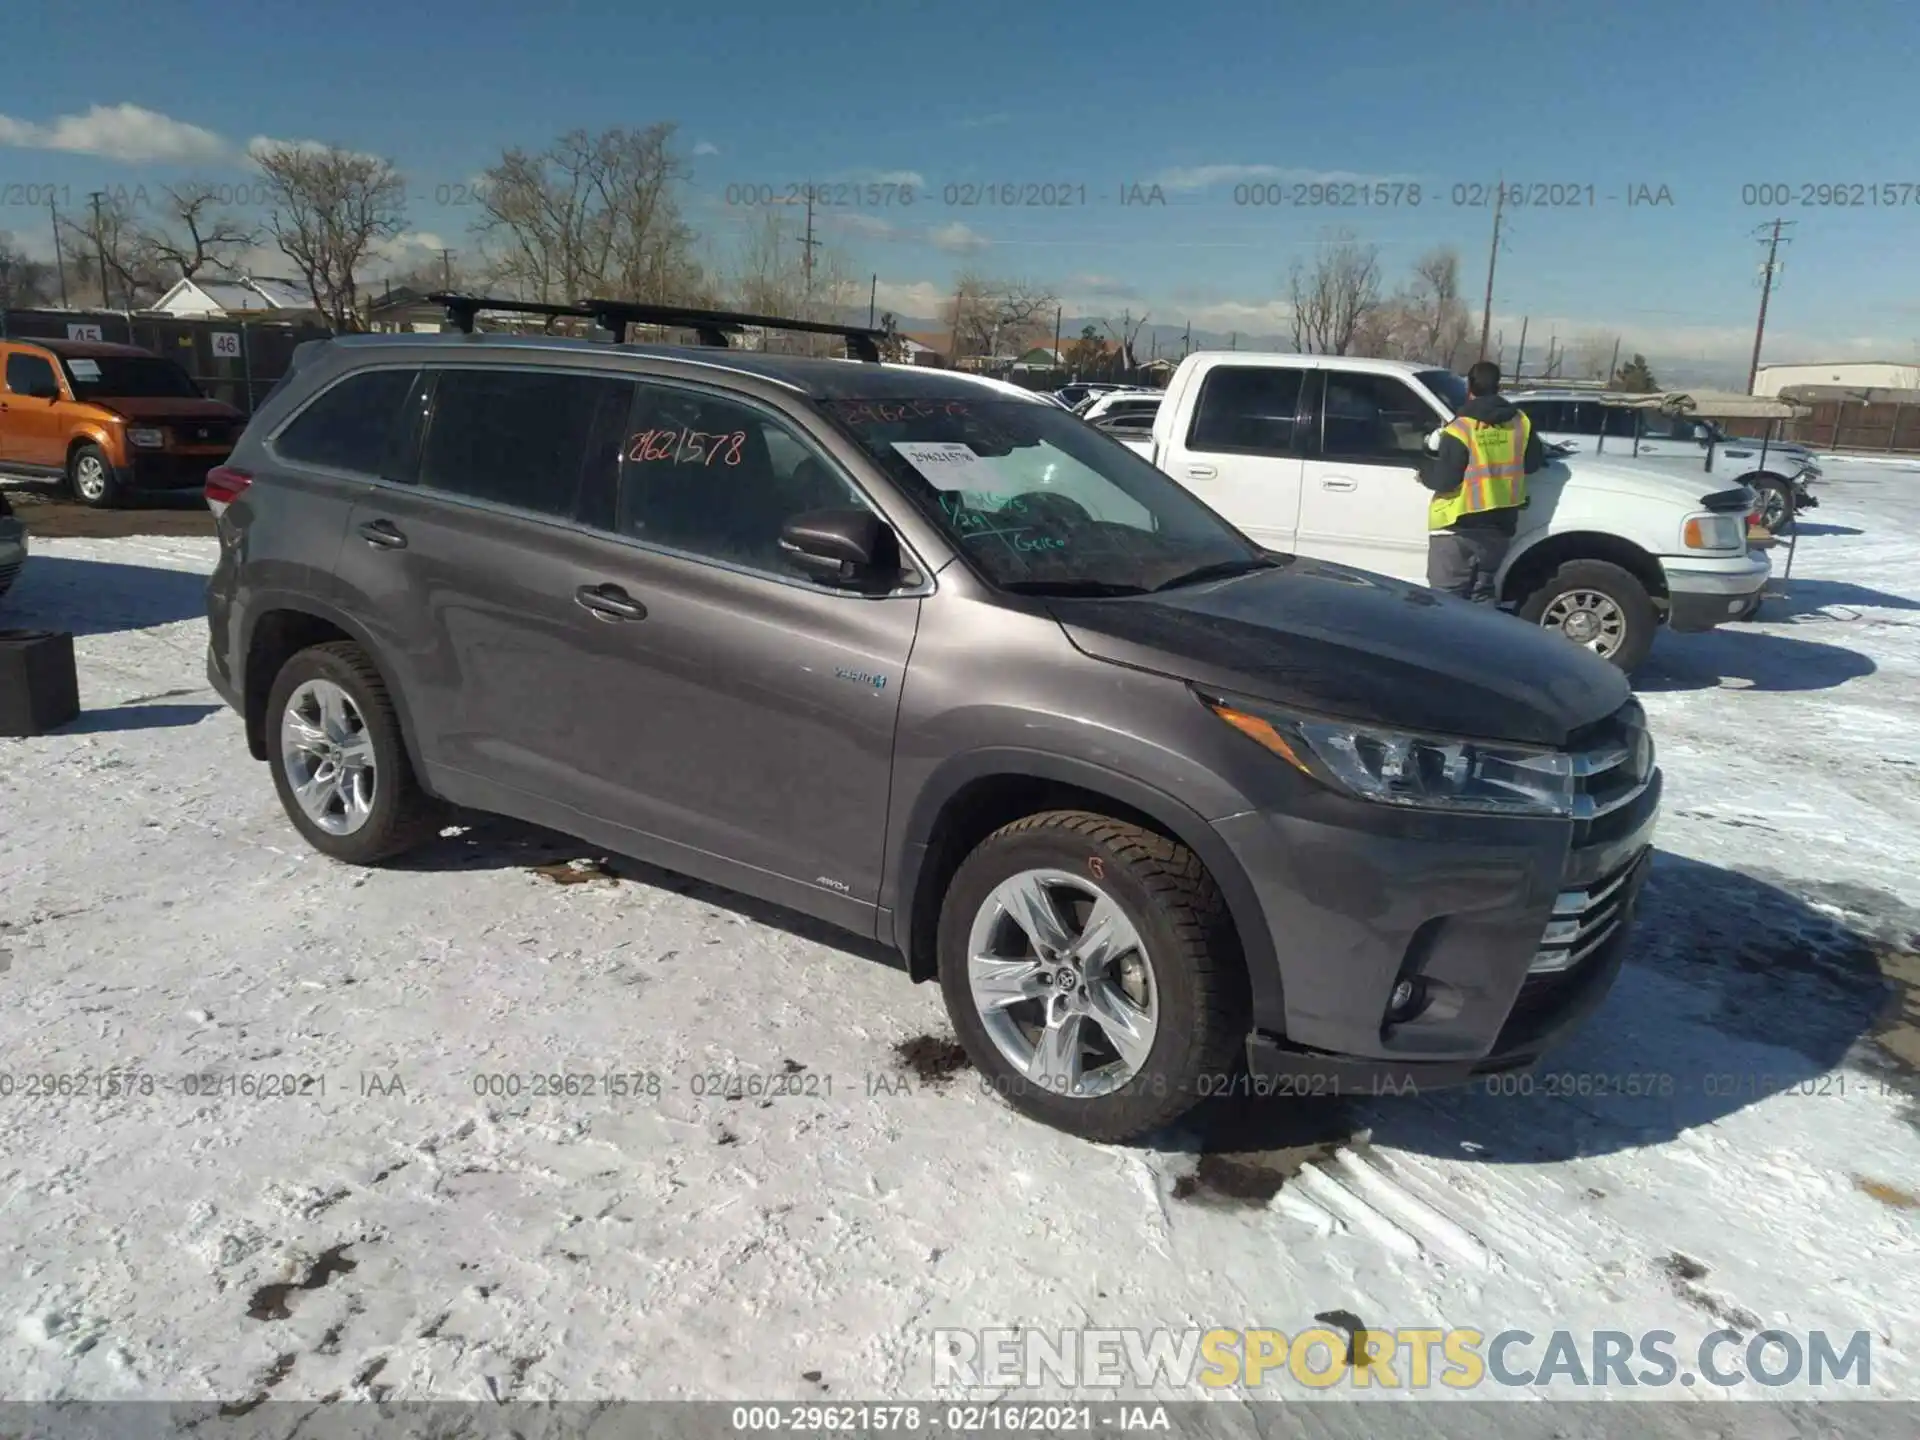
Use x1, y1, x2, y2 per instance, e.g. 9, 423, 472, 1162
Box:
92, 397, 244, 423
1050, 557, 1629, 747
1463, 394, 1522, 425
1550, 452, 1740, 508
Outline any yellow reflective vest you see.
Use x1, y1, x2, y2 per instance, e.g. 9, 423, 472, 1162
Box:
1430, 412, 1531, 531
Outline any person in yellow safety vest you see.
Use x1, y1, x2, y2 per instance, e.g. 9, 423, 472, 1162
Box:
1421, 360, 1544, 602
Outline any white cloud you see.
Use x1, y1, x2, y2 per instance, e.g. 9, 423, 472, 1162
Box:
824, 212, 903, 240
870, 279, 952, 318
0, 103, 228, 164
837, 168, 927, 189
926, 222, 990, 254
693, 141, 720, 156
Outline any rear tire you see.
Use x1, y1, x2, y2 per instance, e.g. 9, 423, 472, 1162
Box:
1754, 477, 1795, 534
265, 641, 442, 865
68, 443, 120, 509
937, 810, 1248, 1142
1518, 559, 1658, 673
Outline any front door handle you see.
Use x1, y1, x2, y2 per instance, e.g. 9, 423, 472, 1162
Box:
1320, 476, 1358, 492
357, 519, 407, 548
1185, 464, 1217, 479
575, 583, 647, 621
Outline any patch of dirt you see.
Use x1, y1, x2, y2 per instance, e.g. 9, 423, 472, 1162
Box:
246, 1243, 357, 1321
1659, 1252, 1761, 1333
1855, 1176, 1920, 1210
217, 1352, 296, 1415
896, 1034, 970, 1087
9, 492, 216, 538
1170, 1140, 1345, 1209
527, 857, 618, 885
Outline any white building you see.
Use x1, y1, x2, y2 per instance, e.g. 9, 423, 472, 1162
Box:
1752, 360, 1920, 397
148, 275, 318, 318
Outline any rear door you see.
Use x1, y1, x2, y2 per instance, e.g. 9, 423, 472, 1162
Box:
1154, 362, 1310, 550
1295, 368, 1444, 581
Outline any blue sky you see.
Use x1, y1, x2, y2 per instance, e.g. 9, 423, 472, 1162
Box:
4, 0, 1918, 373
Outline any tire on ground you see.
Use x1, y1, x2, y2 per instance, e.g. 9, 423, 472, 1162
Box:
265, 640, 442, 865
1517, 558, 1658, 673
936, 809, 1249, 1142
68, 442, 120, 509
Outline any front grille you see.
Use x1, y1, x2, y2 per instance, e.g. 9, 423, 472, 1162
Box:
1530, 851, 1644, 976
131, 454, 219, 489
1564, 699, 1655, 822
171, 421, 236, 447
0, 558, 22, 593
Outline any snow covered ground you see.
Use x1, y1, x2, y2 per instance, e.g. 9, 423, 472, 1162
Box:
2, 463, 1918, 1417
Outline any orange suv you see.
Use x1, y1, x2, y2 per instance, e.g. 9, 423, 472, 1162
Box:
0, 338, 244, 508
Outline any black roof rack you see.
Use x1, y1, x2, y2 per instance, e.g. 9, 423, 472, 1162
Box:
425, 292, 885, 362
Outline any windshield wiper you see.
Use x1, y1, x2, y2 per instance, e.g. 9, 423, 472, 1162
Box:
1151, 557, 1280, 592
1000, 579, 1150, 597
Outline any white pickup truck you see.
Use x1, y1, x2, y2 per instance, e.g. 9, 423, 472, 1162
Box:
1132, 352, 1769, 671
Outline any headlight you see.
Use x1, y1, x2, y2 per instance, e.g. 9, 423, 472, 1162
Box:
1682, 512, 1743, 550
126, 427, 165, 449
1798, 463, 1821, 481
1203, 695, 1577, 816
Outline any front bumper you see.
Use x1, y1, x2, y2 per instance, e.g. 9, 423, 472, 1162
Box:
1215, 772, 1659, 1093
120, 450, 230, 493
1663, 549, 1770, 632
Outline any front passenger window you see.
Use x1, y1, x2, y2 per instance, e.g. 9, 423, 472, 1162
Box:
616, 384, 870, 576
1321, 373, 1434, 460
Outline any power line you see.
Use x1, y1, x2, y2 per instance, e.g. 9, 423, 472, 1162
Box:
1747, 218, 1795, 393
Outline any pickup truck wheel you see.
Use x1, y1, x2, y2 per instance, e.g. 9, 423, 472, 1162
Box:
1754, 477, 1795, 534
265, 640, 442, 865
937, 810, 1247, 1142
68, 443, 120, 508
1518, 560, 1657, 672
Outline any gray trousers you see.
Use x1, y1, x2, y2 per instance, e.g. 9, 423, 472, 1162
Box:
1427, 528, 1511, 603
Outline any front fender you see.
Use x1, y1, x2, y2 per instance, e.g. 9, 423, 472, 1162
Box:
886, 746, 1285, 1029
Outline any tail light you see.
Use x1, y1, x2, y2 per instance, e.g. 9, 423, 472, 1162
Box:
205, 465, 252, 518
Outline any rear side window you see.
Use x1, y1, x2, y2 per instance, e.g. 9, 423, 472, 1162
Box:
5, 353, 59, 397
417, 368, 633, 520
275, 368, 420, 476
1186, 366, 1305, 456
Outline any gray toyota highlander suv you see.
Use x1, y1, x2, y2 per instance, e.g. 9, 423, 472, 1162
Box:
205, 297, 1660, 1142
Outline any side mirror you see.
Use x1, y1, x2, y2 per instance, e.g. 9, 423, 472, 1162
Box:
779, 507, 900, 588
1423, 427, 1444, 455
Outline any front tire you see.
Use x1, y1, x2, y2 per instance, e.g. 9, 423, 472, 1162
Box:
937, 810, 1248, 1142
265, 641, 441, 864
68, 443, 120, 508
1754, 477, 1795, 534
1518, 559, 1658, 673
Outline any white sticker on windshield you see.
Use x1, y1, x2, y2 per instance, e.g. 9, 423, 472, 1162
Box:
891, 440, 993, 490
68, 359, 101, 381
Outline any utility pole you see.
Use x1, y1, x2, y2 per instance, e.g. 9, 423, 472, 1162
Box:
1747, 218, 1793, 393
1230, 331, 1238, 351
869, 274, 877, 327
799, 189, 819, 309
1511, 316, 1529, 382
88, 190, 111, 309
1182, 319, 1191, 357
950, 284, 965, 362
438, 249, 454, 289
1053, 305, 1062, 362
1607, 336, 1621, 387
49, 195, 69, 307
1477, 177, 1505, 361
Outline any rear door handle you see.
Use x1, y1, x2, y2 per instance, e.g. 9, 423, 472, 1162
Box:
1184, 464, 1217, 479
575, 583, 647, 621
357, 519, 407, 548
1320, 476, 1358, 491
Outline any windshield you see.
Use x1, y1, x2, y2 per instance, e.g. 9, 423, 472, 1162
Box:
1416, 369, 1468, 415
820, 397, 1264, 592
59, 355, 203, 400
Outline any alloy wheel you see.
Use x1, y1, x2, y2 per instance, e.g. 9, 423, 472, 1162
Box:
1541, 588, 1627, 659
279, 679, 378, 835
966, 868, 1159, 1098
74, 455, 108, 502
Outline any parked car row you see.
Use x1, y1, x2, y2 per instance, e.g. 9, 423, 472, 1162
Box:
199, 300, 1659, 1143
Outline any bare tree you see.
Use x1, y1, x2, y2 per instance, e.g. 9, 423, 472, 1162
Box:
472, 125, 706, 309
57, 194, 164, 307
1288, 231, 1381, 355
133, 183, 261, 282
722, 204, 856, 354
1565, 331, 1623, 382
1101, 309, 1150, 371
0, 233, 58, 308
1400, 247, 1472, 366
254, 143, 407, 330
945, 273, 1058, 362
